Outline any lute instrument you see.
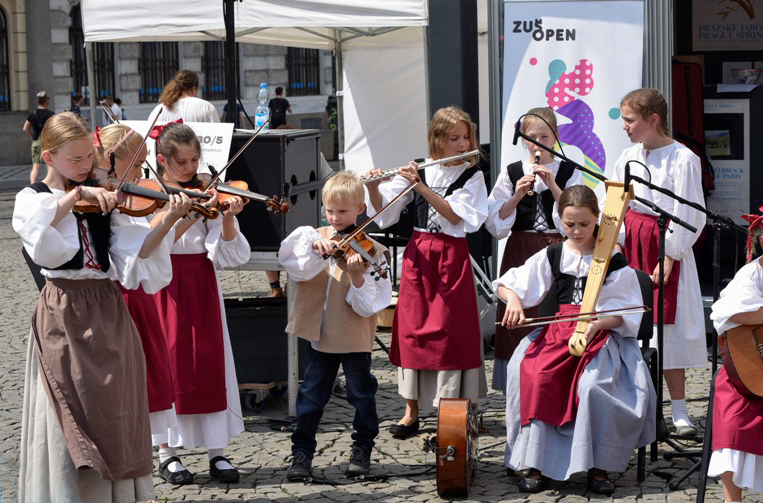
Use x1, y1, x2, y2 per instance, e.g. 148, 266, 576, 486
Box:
719, 324, 763, 397
435, 398, 479, 497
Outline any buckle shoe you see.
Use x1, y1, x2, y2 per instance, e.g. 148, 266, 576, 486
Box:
209, 455, 240, 483
158, 456, 194, 485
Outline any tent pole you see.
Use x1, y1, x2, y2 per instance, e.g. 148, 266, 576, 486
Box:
334, 29, 344, 170
223, 0, 237, 125
488, 0, 501, 274
86, 42, 97, 129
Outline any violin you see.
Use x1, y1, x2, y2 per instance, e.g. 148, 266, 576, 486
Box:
185, 173, 290, 214
322, 228, 389, 280
70, 177, 219, 219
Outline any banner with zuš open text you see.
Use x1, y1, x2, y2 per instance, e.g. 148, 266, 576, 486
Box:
500, 1, 644, 187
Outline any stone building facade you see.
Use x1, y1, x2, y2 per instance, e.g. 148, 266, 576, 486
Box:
0, 0, 334, 165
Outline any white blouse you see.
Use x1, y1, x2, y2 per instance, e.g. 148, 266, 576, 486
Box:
485, 158, 584, 238
364, 160, 488, 238
170, 214, 250, 269
151, 97, 220, 123
492, 242, 643, 338
605, 142, 706, 260
13, 187, 173, 294
279, 226, 392, 318
711, 259, 763, 335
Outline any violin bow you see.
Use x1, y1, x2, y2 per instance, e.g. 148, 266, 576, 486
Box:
202, 118, 270, 192
495, 305, 650, 328
114, 108, 161, 194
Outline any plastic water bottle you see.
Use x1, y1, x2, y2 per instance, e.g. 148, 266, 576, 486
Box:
254, 83, 269, 131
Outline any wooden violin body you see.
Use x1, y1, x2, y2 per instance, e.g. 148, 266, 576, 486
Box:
720, 324, 763, 398
324, 231, 390, 280
435, 398, 479, 497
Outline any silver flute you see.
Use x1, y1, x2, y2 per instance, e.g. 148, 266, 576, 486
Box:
359, 149, 480, 183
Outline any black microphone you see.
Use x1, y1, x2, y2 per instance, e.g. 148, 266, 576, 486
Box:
512, 119, 521, 146
624, 160, 632, 191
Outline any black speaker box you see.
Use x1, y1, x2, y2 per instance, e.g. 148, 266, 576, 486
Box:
225, 297, 307, 384
226, 130, 323, 251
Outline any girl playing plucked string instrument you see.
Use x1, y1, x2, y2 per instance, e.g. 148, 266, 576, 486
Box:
494, 185, 656, 495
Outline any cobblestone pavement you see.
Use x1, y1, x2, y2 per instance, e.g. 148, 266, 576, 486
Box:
0, 189, 760, 503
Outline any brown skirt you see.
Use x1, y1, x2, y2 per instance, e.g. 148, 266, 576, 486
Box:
32, 278, 153, 481
494, 231, 563, 361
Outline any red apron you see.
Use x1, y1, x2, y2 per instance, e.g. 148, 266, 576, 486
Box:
520, 304, 610, 426
152, 253, 226, 415
623, 209, 681, 324
712, 366, 763, 456
390, 231, 482, 370
119, 283, 175, 413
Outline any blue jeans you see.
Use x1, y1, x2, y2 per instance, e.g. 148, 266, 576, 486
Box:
291, 346, 379, 457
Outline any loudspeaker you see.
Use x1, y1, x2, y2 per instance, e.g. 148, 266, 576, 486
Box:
226, 130, 323, 251
225, 297, 307, 383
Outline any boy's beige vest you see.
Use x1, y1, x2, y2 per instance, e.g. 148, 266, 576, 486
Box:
285, 226, 390, 354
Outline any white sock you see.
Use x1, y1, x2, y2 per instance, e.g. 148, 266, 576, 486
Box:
209, 448, 234, 470
158, 447, 185, 473
671, 399, 693, 427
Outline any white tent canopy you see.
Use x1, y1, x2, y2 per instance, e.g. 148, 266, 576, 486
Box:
81, 0, 430, 173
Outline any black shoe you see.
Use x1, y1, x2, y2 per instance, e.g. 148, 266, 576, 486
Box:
518, 469, 545, 493
209, 456, 240, 483
287, 451, 313, 481
344, 446, 371, 478
587, 469, 614, 496
158, 456, 194, 485
388, 419, 420, 439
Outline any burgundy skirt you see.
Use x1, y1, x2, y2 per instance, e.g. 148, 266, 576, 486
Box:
623, 209, 681, 324
712, 366, 763, 456
495, 231, 563, 360
119, 283, 174, 413
520, 304, 609, 427
152, 253, 226, 415
390, 231, 482, 370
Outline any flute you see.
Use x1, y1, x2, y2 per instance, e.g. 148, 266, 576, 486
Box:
527, 150, 541, 196
359, 150, 480, 183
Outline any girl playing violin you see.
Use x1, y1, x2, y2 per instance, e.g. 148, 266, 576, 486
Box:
707, 215, 763, 503
364, 106, 488, 439
486, 106, 584, 387
494, 185, 656, 495
150, 122, 250, 484
13, 112, 175, 502
95, 123, 196, 485
607, 88, 707, 436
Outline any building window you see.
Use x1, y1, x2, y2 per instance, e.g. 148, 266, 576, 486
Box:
286, 47, 320, 96
0, 7, 10, 111
139, 42, 178, 103
202, 41, 240, 100
69, 6, 115, 104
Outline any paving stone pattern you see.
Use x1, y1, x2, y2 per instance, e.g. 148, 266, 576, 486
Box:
0, 190, 759, 503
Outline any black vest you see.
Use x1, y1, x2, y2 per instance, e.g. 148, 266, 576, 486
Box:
508, 160, 576, 231
27, 182, 112, 272
413, 166, 479, 230
546, 241, 628, 304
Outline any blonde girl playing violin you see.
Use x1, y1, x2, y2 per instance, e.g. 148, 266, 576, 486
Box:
96, 123, 198, 484
150, 122, 250, 484
13, 112, 180, 502
494, 185, 656, 495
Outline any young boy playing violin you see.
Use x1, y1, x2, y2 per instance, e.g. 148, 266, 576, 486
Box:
279, 171, 392, 480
